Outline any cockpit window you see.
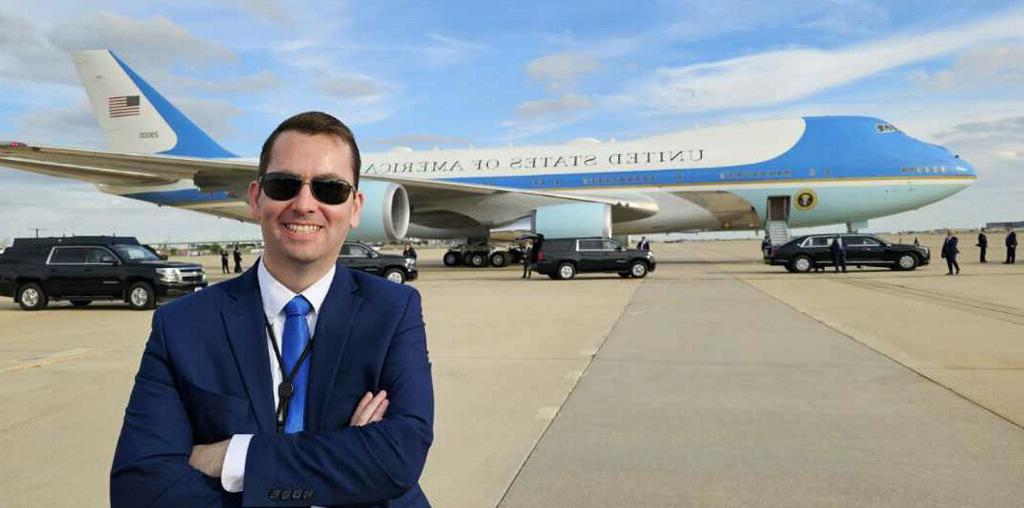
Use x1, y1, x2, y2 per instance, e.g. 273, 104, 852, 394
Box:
876, 123, 901, 134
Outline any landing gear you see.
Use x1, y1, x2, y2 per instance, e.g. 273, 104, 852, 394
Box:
442, 242, 522, 268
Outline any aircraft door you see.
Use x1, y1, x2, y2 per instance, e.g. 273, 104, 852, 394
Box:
767, 196, 790, 222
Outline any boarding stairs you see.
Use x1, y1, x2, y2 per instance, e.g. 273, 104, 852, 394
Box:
766, 220, 791, 246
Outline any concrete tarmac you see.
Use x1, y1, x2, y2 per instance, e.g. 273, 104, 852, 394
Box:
0, 237, 1021, 507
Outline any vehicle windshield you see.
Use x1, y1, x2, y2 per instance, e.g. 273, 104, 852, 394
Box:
112, 244, 160, 261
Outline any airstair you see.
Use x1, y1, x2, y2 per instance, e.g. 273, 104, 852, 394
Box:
765, 196, 792, 246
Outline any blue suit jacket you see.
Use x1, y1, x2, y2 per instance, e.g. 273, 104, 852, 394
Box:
111, 263, 433, 507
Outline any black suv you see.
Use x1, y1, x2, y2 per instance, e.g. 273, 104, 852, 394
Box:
339, 241, 418, 284
0, 236, 207, 310
767, 233, 930, 272
534, 237, 655, 280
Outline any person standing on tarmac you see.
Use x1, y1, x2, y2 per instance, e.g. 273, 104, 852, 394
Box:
220, 249, 229, 274
941, 229, 960, 275
521, 241, 532, 279
1006, 228, 1018, 264
232, 244, 243, 273
402, 243, 417, 260
829, 234, 847, 273
977, 228, 988, 263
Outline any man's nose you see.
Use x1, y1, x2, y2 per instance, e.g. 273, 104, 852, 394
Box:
291, 182, 318, 211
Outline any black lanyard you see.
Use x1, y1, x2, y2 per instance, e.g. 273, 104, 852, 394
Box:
264, 316, 314, 433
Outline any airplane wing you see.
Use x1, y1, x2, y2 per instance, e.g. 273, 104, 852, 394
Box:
0, 142, 658, 227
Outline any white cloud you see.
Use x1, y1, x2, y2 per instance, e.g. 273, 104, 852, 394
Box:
616, 7, 1024, 114
525, 51, 601, 91
515, 94, 593, 120
13, 99, 102, 149
318, 75, 391, 100
910, 46, 1024, 90
49, 12, 235, 71
175, 98, 245, 141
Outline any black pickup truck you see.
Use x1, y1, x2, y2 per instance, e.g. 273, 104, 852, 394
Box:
0, 236, 207, 310
339, 241, 418, 284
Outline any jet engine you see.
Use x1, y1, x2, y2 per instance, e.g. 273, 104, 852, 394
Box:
534, 202, 612, 238
347, 180, 410, 242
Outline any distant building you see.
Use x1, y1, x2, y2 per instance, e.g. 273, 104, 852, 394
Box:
986, 221, 1024, 230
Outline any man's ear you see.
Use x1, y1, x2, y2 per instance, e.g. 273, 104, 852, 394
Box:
247, 180, 261, 220
348, 190, 364, 229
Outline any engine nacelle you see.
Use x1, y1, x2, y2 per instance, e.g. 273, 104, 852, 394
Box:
534, 202, 612, 239
347, 180, 410, 242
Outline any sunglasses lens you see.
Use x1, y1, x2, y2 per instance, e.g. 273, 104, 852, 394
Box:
261, 174, 302, 201
311, 180, 352, 205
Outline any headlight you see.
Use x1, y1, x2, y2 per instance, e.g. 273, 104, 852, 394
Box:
156, 268, 182, 282
405, 257, 416, 268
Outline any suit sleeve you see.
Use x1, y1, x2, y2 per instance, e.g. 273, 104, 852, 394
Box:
242, 289, 434, 507
110, 310, 234, 508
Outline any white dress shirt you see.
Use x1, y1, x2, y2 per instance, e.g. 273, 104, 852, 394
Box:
221, 258, 335, 493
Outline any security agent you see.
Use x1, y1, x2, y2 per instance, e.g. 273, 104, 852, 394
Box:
1006, 228, 1018, 264
977, 228, 988, 263
941, 229, 960, 275
110, 112, 434, 507
829, 234, 847, 273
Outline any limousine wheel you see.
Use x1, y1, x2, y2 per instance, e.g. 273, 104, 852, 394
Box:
897, 253, 918, 271
18, 283, 48, 311
630, 261, 648, 278
791, 255, 813, 273
384, 268, 406, 284
128, 281, 156, 310
557, 262, 576, 280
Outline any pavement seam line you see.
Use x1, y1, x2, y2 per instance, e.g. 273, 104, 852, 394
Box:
494, 278, 647, 508
722, 264, 1024, 432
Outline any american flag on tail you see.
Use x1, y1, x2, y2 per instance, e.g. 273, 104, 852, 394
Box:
108, 95, 140, 118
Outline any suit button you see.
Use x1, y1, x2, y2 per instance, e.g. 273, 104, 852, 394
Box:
291, 489, 303, 500
280, 490, 291, 501
303, 489, 314, 500
269, 489, 280, 500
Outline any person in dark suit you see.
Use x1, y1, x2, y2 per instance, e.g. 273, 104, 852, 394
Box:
402, 242, 417, 260
111, 112, 434, 508
977, 228, 988, 263
521, 241, 532, 279
1006, 228, 1018, 264
829, 234, 846, 273
941, 229, 960, 275
233, 244, 243, 273
220, 249, 230, 274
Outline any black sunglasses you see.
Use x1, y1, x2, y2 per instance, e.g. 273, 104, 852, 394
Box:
259, 172, 354, 205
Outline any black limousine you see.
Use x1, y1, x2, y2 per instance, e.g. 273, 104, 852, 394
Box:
766, 233, 930, 273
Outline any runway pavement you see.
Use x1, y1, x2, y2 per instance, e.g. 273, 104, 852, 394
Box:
0, 238, 1021, 507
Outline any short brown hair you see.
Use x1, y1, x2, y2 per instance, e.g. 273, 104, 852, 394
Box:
258, 111, 361, 188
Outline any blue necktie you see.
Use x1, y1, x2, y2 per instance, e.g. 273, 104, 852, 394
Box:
282, 295, 312, 433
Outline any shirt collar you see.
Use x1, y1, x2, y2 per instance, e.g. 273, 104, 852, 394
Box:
257, 258, 335, 320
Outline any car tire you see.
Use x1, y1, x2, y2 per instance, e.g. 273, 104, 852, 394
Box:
896, 253, 918, 271
127, 281, 156, 310
489, 251, 508, 268
791, 255, 813, 273
17, 283, 48, 311
384, 268, 407, 284
629, 261, 649, 278
470, 253, 487, 268
70, 299, 92, 307
557, 262, 576, 280
443, 252, 459, 267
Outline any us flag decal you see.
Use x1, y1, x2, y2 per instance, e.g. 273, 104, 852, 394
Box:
108, 95, 140, 118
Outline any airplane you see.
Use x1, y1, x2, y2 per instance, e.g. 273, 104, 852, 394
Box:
0, 50, 976, 250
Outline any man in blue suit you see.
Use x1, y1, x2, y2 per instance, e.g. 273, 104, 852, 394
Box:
111, 112, 434, 507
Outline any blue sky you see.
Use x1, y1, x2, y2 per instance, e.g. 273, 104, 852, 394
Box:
1, 0, 1022, 243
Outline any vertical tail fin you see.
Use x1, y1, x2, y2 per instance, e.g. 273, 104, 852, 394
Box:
72, 50, 235, 158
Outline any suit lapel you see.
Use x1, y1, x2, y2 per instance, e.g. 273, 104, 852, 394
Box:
307, 264, 363, 431
221, 267, 277, 433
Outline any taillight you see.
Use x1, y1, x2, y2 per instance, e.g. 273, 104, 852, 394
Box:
537, 250, 544, 261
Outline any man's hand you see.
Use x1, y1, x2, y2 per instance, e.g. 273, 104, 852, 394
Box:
189, 439, 230, 478
350, 391, 388, 426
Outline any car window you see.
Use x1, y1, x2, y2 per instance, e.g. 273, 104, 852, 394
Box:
341, 244, 369, 257
806, 237, 832, 247
601, 240, 621, 251
112, 244, 159, 261
845, 236, 880, 247
578, 240, 603, 250
49, 247, 88, 264
87, 248, 117, 264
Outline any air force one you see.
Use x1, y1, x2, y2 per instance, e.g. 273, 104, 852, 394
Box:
0, 50, 976, 245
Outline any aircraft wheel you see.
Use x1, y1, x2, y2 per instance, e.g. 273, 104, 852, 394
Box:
489, 252, 508, 268
443, 252, 459, 267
